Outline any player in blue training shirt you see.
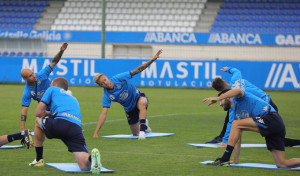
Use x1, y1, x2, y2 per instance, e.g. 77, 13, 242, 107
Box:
93, 49, 163, 140
20, 42, 68, 132
203, 89, 300, 168
209, 67, 300, 148
29, 77, 102, 174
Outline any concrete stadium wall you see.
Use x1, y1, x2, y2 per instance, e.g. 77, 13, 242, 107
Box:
46, 43, 300, 61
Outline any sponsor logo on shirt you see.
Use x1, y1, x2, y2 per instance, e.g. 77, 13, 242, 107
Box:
236, 110, 249, 120
119, 90, 128, 101
232, 79, 245, 91
62, 112, 81, 123
37, 90, 45, 100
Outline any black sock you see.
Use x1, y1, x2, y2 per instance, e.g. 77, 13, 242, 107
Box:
88, 155, 91, 162
140, 119, 147, 131
221, 145, 234, 162
35, 147, 43, 161
7, 132, 24, 142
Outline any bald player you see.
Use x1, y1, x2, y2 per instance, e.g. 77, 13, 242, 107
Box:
20, 42, 68, 132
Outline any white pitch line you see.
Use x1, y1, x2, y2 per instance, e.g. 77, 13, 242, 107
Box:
82, 112, 219, 126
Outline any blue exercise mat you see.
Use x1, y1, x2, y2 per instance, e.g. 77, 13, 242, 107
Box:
188, 143, 300, 148
199, 161, 300, 170
0, 145, 24, 149
46, 163, 115, 173
101, 132, 174, 139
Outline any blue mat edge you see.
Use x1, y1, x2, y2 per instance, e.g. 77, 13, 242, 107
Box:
199, 161, 300, 171
0, 145, 24, 149
101, 132, 175, 139
187, 143, 300, 148
46, 163, 115, 173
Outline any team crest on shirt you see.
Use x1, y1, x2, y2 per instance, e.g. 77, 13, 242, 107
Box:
263, 106, 268, 111
37, 80, 41, 85
109, 95, 115, 100
116, 84, 122, 89
119, 90, 128, 101
31, 91, 36, 96
236, 110, 249, 120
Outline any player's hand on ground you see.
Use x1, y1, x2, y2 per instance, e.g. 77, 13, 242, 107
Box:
229, 161, 236, 164
202, 97, 218, 106
220, 67, 228, 72
60, 42, 68, 51
217, 142, 227, 148
93, 133, 99, 138
153, 49, 163, 60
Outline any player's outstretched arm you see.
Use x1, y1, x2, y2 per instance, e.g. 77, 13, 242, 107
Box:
202, 89, 244, 105
20, 106, 29, 132
49, 42, 68, 69
93, 107, 108, 138
220, 67, 228, 72
130, 49, 163, 76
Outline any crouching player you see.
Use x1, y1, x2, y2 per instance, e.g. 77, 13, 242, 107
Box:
29, 77, 102, 174
203, 89, 300, 168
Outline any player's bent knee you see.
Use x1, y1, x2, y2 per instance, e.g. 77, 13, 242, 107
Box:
232, 120, 239, 128
138, 98, 148, 107
35, 117, 41, 125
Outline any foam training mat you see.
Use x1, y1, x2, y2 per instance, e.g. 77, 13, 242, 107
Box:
187, 143, 300, 148
46, 163, 115, 173
199, 161, 300, 170
101, 132, 174, 139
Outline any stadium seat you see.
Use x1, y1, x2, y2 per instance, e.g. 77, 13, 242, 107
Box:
2, 51, 9, 57
16, 52, 23, 57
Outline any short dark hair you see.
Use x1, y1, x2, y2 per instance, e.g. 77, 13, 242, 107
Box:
212, 77, 226, 91
218, 89, 231, 97
52, 77, 68, 90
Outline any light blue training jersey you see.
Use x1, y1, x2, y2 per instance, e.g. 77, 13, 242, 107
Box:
222, 67, 271, 143
41, 86, 82, 128
233, 91, 276, 121
102, 72, 141, 112
21, 66, 52, 107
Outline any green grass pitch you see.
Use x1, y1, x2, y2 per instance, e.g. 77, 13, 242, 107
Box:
0, 84, 299, 176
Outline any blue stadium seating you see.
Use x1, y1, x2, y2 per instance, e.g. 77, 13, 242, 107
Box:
0, 0, 47, 30
214, 1, 300, 34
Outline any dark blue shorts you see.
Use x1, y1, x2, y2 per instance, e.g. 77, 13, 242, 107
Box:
253, 112, 286, 151
41, 117, 88, 153
269, 98, 278, 112
125, 93, 148, 125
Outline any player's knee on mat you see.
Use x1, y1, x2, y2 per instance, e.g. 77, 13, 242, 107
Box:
77, 160, 90, 171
